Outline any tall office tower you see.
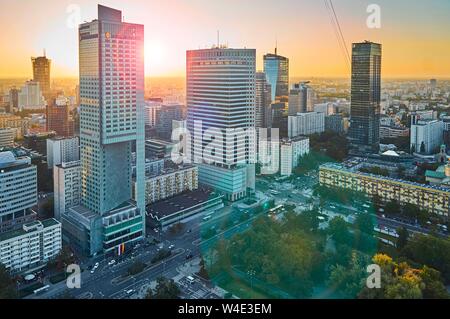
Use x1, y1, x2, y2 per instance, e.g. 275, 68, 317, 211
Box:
186, 48, 256, 201
255, 72, 272, 129
263, 48, 289, 103
69, 5, 145, 256
288, 82, 314, 115
31, 53, 51, 103
47, 97, 74, 137
348, 41, 382, 152
0, 151, 37, 233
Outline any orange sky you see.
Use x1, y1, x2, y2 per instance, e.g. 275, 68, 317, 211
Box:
1, 0, 450, 79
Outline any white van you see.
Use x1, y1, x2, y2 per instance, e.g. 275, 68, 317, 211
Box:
186, 276, 195, 284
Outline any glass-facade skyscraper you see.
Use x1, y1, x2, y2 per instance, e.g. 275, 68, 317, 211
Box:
348, 41, 382, 152
31, 54, 51, 103
263, 50, 289, 102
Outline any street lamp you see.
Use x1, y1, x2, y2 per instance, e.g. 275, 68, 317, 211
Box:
247, 269, 256, 290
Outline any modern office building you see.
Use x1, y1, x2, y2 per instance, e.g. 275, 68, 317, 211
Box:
314, 102, 333, 116
288, 112, 325, 137
31, 54, 51, 103
46, 136, 80, 169
410, 118, 443, 154
280, 136, 310, 176
263, 48, 289, 102
53, 161, 81, 220
0, 219, 61, 273
0, 151, 37, 233
0, 128, 15, 147
186, 47, 256, 201
8, 88, 19, 113
348, 41, 382, 152
145, 139, 177, 159
136, 164, 198, 205
23, 132, 56, 156
379, 125, 410, 139
255, 72, 272, 129
62, 5, 145, 256
288, 82, 314, 115
18, 80, 46, 110
319, 162, 450, 218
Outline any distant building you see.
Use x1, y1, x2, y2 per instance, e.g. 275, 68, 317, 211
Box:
8, 88, 19, 113
154, 103, 184, 140
0, 219, 61, 273
53, 161, 81, 220
0, 151, 37, 233
289, 82, 314, 115
31, 54, 51, 103
410, 117, 443, 154
313, 102, 333, 115
256, 72, 272, 129
263, 49, 289, 102
46, 96, 74, 137
18, 80, 46, 110
23, 131, 56, 156
288, 112, 325, 137
0, 113, 29, 139
280, 136, 310, 176
46, 136, 80, 169
145, 139, 177, 159
379, 125, 409, 139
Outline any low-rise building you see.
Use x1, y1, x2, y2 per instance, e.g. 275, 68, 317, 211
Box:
0, 128, 16, 147
319, 162, 450, 218
0, 219, 61, 273
280, 136, 310, 176
288, 112, 325, 138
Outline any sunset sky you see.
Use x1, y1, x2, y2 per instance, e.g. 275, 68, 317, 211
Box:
1, 0, 450, 79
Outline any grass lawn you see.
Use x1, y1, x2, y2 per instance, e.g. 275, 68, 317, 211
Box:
220, 280, 271, 299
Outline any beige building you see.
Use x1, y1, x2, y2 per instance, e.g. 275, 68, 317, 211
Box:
136, 165, 198, 205
319, 163, 450, 218
0, 114, 29, 139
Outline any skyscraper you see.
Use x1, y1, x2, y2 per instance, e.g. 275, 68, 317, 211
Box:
263, 48, 289, 102
186, 47, 256, 201
255, 72, 272, 129
61, 5, 145, 256
31, 54, 51, 103
348, 41, 382, 152
288, 82, 314, 115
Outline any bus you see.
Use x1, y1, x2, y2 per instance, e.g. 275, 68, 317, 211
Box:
33, 285, 50, 295
268, 205, 284, 215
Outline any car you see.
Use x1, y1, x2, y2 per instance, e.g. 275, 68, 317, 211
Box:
187, 229, 192, 233
108, 260, 116, 266
168, 244, 175, 250
90, 269, 96, 274
94, 262, 99, 268
126, 289, 134, 294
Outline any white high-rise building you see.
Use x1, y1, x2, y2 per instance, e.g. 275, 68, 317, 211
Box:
62, 5, 145, 256
46, 136, 80, 169
53, 161, 81, 220
410, 118, 444, 154
186, 48, 256, 201
18, 80, 46, 110
144, 101, 161, 128
280, 136, 310, 176
288, 112, 325, 138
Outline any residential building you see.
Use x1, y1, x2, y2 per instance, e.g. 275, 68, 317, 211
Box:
0, 151, 37, 233
53, 161, 81, 220
0, 128, 15, 147
18, 80, 46, 110
288, 112, 325, 137
280, 136, 310, 176
410, 118, 443, 154
0, 219, 61, 273
0, 113, 29, 139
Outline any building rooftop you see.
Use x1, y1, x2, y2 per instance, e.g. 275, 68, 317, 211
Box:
0, 218, 60, 242
146, 188, 221, 219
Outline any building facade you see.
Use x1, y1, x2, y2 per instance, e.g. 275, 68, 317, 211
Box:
31, 54, 51, 103
410, 118, 443, 154
0, 128, 15, 147
263, 49, 289, 102
319, 163, 450, 218
0, 152, 37, 233
280, 136, 310, 176
46, 136, 80, 169
18, 80, 46, 110
53, 161, 81, 220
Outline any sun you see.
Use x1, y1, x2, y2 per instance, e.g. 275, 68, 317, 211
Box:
145, 42, 166, 75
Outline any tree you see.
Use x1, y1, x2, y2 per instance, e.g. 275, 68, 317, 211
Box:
128, 261, 145, 276
146, 277, 181, 299
327, 216, 351, 244
0, 264, 17, 299
385, 200, 401, 216
396, 227, 409, 251
420, 141, 426, 154
354, 213, 374, 235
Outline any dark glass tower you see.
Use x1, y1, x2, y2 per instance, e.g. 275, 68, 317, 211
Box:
348, 41, 382, 152
263, 49, 289, 103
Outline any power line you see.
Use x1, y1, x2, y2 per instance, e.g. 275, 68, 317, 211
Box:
329, 0, 351, 64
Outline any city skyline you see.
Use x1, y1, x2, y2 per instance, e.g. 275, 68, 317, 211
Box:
1, 0, 450, 79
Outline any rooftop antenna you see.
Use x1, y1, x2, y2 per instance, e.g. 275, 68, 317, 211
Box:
275, 37, 278, 55
43, 48, 46, 57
